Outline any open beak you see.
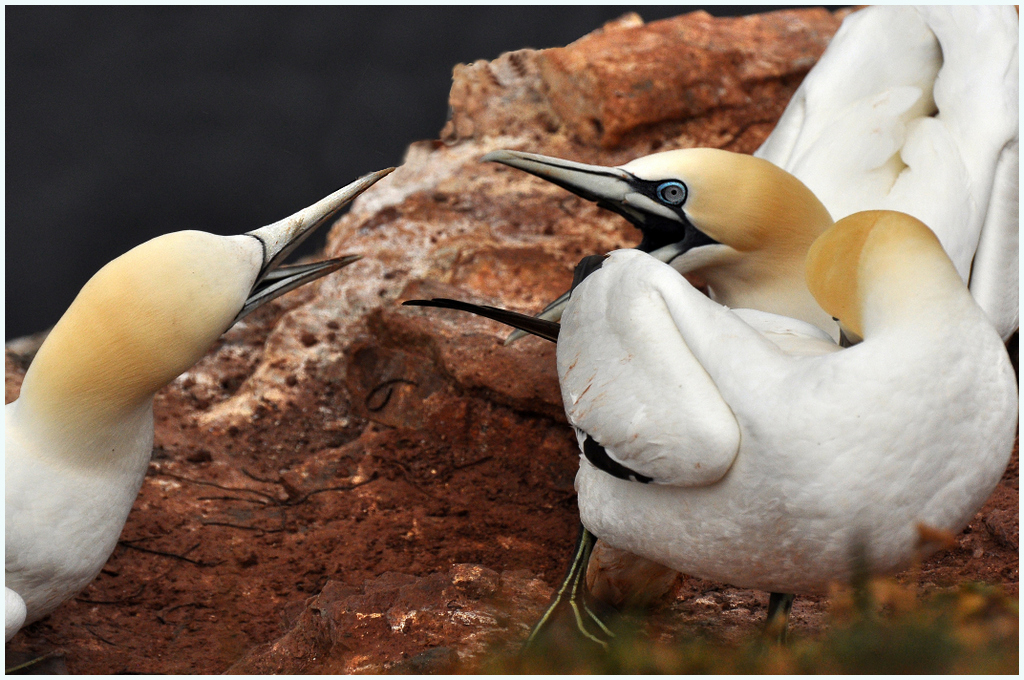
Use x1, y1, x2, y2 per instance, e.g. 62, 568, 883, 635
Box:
485, 151, 705, 343
233, 167, 394, 323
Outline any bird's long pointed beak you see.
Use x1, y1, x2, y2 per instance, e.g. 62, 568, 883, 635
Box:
483, 150, 638, 215
487, 149, 715, 345
232, 166, 394, 324
248, 167, 394, 284
485, 150, 642, 346
484, 149, 699, 255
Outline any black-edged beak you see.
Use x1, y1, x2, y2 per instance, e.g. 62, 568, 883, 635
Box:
484, 149, 720, 343
234, 167, 394, 323
483, 149, 715, 254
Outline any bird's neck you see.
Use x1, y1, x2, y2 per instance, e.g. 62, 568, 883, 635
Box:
11, 315, 164, 471
17, 280, 194, 419
702, 255, 840, 340
7, 391, 155, 474
859, 253, 976, 341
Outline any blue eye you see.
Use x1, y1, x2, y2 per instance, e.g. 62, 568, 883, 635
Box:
656, 181, 687, 206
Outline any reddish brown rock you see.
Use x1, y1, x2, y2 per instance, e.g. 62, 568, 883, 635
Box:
536, 9, 846, 148
443, 8, 849, 157
5, 6, 1016, 674
228, 564, 551, 674
587, 539, 680, 610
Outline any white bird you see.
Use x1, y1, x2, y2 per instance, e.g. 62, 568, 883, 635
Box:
5, 168, 393, 642
406, 210, 1016, 644
560, 210, 1015, 635
488, 5, 1019, 342
469, 5, 1017, 641
405, 251, 840, 643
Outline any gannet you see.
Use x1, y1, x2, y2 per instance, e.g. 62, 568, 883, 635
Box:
5, 168, 393, 641
406, 210, 1017, 646
484, 147, 839, 339
561, 211, 1015, 628
478, 5, 1018, 641
488, 6, 1018, 343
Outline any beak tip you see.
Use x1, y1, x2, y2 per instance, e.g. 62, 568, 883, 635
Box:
349, 167, 396, 197
481, 149, 516, 165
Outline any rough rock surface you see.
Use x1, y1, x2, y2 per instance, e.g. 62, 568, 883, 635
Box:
5, 7, 1017, 674
227, 564, 551, 674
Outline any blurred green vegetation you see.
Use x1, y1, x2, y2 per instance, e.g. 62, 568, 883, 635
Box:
482, 579, 1018, 674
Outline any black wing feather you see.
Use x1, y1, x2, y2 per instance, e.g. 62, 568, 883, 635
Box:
402, 298, 560, 343
582, 432, 653, 484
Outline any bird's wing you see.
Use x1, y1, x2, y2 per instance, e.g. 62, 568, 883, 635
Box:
917, 7, 1018, 340
557, 250, 743, 487
879, 8, 1018, 282
756, 5, 941, 198
6, 587, 26, 642
759, 6, 1019, 339
968, 139, 1019, 340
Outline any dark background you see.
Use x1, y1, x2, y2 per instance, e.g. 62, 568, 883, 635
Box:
7, 6, 798, 339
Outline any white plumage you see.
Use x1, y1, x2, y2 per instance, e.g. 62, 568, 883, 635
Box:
5, 169, 391, 641
561, 212, 1016, 593
5, 585, 27, 643
558, 259, 837, 489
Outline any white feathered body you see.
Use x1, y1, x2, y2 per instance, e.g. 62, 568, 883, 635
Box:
561, 251, 1016, 594
5, 398, 153, 627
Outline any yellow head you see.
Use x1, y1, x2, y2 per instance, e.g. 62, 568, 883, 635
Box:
623, 149, 836, 331
21, 231, 262, 424
484, 147, 837, 333
14, 169, 393, 435
806, 210, 964, 341
621, 148, 834, 259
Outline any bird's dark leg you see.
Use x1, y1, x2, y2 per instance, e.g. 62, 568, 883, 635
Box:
523, 522, 613, 651
763, 591, 795, 644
